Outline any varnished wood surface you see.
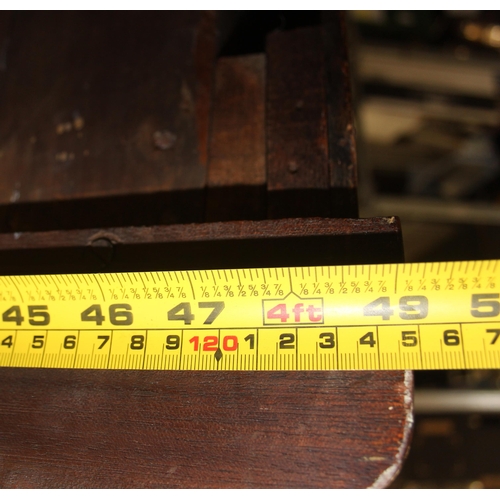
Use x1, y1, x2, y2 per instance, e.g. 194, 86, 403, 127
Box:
0, 217, 404, 274
0, 217, 411, 488
0, 15, 358, 233
207, 55, 266, 221
266, 27, 330, 219
0, 12, 216, 204
0, 369, 412, 488
265, 20, 359, 219
322, 12, 359, 217
0, 13, 412, 488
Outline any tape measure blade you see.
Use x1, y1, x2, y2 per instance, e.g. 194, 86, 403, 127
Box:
0, 259, 498, 370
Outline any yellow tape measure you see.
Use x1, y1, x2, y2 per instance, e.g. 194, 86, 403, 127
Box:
0, 259, 499, 371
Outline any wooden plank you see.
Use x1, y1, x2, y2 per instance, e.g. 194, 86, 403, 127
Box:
0, 369, 412, 488
266, 27, 330, 218
0, 12, 410, 487
0, 12, 216, 218
0, 12, 11, 75
0, 217, 403, 274
207, 54, 266, 221
322, 12, 358, 217
0, 217, 411, 488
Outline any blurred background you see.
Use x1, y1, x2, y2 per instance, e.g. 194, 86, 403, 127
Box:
350, 10, 500, 488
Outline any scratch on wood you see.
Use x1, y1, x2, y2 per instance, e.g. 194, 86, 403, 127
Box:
369, 370, 414, 488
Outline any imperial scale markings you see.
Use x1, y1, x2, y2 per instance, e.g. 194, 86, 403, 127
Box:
0, 260, 499, 370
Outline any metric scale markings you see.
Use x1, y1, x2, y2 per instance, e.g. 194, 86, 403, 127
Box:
0, 260, 498, 370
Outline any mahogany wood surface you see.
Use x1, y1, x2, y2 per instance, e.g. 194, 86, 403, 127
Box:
322, 13, 359, 217
265, 15, 358, 220
207, 55, 266, 221
0, 218, 411, 488
0, 12, 412, 488
0, 217, 403, 274
0, 11, 216, 223
0, 369, 412, 488
266, 27, 330, 219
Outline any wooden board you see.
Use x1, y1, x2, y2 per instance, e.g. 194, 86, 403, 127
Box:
0, 13, 411, 488
322, 12, 359, 217
0, 217, 412, 488
207, 54, 266, 221
266, 27, 330, 219
0, 12, 217, 226
0, 369, 412, 488
0, 217, 404, 274
266, 20, 359, 220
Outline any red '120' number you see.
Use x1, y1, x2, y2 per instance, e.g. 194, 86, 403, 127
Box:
189, 335, 238, 352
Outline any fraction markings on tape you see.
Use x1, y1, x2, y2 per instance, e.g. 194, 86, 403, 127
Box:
0, 260, 499, 370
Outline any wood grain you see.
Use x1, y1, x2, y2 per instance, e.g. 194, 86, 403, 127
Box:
0, 12, 216, 205
0, 369, 412, 488
207, 55, 266, 221
322, 12, 359, 217
0, 217, 411, 488
0, 217, 404, 274
0, 12, 411, 488
266, 27, 330, 219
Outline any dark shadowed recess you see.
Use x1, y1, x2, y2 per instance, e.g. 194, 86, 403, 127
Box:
218, 11, 322, 56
